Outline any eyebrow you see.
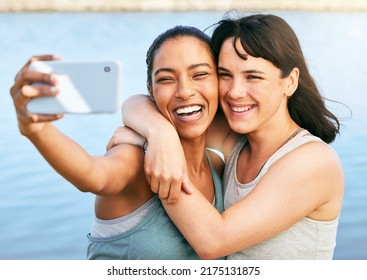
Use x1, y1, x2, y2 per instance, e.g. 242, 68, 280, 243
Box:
218, 66, 266, 75
154, 63, 212, 77
189, 63, 212, 70
154, 68, 174, 76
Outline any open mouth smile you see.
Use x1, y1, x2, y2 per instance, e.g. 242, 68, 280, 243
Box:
230, 104, 255, 113
175, 105, 203, 117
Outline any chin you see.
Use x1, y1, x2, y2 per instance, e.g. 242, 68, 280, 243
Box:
228, 121, 249, 135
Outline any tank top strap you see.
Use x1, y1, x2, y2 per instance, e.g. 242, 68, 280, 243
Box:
205, 149, 224, 213
260, 130, 323, 177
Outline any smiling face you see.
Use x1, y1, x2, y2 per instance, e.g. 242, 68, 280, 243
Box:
150, 36, 218, 140
218, 38, 295, 135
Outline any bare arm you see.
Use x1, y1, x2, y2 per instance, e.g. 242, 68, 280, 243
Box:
106, 125, 146, 151
10, 55, 142, 196
26, 123, 142, 195
122, 95, 234, 155
162, 142, 344, 259
120, 94, 237, 203
122, 94, 190, 203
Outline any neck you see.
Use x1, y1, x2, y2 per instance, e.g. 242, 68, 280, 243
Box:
247, 121, 300, 158
180, 136, 208, 175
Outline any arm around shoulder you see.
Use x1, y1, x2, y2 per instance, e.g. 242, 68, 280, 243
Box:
161, 140, 344, 259
122, 94, 190, 202
122, 94, 173, 140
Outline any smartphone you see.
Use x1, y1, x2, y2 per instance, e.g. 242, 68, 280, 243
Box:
27, 60, 122, 114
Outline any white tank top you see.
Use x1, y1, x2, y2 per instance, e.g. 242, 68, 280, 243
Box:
223, 130, 339, 259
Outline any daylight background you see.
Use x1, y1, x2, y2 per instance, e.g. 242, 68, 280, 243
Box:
0, 0, 366, 260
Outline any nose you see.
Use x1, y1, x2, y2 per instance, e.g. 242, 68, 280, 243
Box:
175, 76, 195, 100
227, 78, 247, 99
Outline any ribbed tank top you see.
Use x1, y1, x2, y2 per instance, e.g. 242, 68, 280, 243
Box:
223, 130, 339, 259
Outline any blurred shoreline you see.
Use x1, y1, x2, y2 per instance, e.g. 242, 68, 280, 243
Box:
1, 0, 367, 12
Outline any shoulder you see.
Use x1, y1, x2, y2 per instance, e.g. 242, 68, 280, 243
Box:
299, 140, 343, 187
288, 140, 342, 170
256, 140, 344, 221
273, 140, 344, 202
105, 144, 147, 187
287, 140, 344, 219
276, 139, 343, 179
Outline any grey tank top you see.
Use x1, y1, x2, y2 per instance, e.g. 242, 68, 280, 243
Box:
223, 130, 339, 260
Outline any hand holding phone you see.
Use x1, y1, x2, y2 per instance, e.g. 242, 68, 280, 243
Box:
27, 60, 122, 114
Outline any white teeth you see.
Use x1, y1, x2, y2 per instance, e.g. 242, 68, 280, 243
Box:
176, 105, 202, 115
231, 105, 253, 112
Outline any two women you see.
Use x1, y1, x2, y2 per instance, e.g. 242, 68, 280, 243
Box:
117, 14, 344, 259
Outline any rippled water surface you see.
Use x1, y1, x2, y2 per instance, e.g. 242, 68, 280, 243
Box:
0, 11, 366, 259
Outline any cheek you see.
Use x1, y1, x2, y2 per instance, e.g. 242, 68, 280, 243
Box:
208, 94, 218, 114
153, 83, 174, 102
199, 79, 218, 100
152, 93, 171, 117
218, 85, 227, 103
218, 78, 230, 95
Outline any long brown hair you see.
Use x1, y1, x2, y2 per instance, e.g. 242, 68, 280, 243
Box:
211, 13, 340, 143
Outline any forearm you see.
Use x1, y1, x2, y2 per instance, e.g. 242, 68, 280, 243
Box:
122, 94, 190, 200
122, 94, 177, 141
27, 123, 106, 193
162, 156, 330, 260
162, 188, 230, 259
106, 126, 147, 151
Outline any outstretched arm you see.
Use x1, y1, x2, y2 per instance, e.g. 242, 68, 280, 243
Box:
11, 55, 142, 195
26, 123, 142, 195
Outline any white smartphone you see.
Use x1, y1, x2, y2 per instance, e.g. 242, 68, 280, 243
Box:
27, 60, 122, 114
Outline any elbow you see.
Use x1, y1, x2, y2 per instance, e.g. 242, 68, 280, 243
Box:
198, 252, 217, 260
74, 182, 102, 194
62, 175, 97, 194
91, 181, 127, 196
121, 94, 147, 119
81, 175, 128, 196
78, 187, 89, 193
195, 240, 225, 260
70, 177, 108, 195
188, 220, 229, 260
91, 184, 117, 196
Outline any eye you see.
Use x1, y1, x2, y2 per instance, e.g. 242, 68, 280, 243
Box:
247, 75, 262, 80
218, 72, 232, 79
156, 77, 174, 83
193, 72, 209, 79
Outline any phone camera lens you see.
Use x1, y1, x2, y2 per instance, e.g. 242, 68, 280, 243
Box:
104, 66, 111, 72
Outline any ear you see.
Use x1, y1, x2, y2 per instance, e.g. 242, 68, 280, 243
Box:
285, 67, 299, 97
147, 84, 154, 101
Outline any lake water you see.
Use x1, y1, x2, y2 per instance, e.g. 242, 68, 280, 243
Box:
0, 11, 366, 260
